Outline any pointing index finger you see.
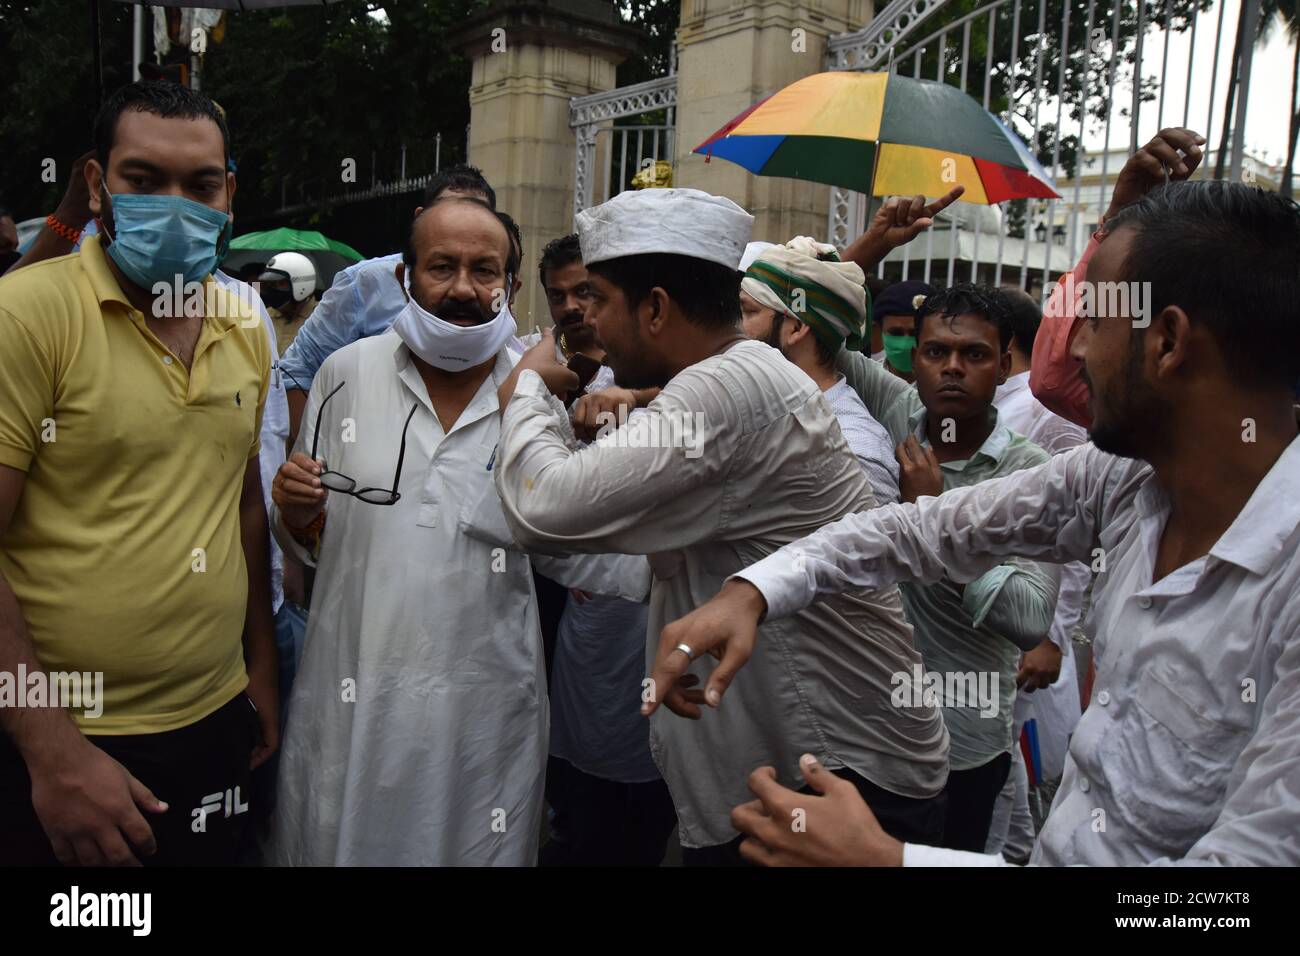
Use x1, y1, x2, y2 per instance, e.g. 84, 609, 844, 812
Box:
925, 185, 965, 217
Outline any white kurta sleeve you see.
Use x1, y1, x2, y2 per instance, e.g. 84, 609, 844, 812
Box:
736, 443, 1122, 621
456, 440, 652, 601
270, 506, 317, 567
495, 369, 738, 556
530, 552, 652, 603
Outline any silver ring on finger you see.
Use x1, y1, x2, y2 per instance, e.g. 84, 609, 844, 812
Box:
673, 642, 696, 663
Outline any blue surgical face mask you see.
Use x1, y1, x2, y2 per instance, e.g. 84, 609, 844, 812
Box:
100, 190, 232, 289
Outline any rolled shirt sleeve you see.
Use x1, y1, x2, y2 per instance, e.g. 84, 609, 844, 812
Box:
962, 557, 1061, 652
1048, 557, 1092, 653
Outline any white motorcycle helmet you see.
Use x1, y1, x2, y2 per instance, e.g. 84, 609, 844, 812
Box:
258, 251, 317, 303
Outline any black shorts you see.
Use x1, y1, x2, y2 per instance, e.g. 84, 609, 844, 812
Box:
0, 692, 259, 866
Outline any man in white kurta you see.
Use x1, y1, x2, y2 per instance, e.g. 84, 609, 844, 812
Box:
270, 333, 549, 865
266, 197, 643, 865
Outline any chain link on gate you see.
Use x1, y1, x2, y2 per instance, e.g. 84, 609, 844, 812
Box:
826, 0, 1270, 299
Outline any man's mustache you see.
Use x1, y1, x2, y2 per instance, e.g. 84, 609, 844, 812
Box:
560, 319, 602, 350
436, 298, 490, 324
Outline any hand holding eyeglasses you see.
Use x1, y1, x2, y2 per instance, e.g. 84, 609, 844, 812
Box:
272, 452, 328, 531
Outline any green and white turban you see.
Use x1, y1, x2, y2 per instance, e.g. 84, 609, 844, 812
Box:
741, 243, 868, 352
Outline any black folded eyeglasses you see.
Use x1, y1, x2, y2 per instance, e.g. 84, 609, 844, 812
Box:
309, 380, 418, 506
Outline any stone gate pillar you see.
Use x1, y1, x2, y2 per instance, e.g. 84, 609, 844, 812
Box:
675, 0, 872, 244
451, 0, 641, 331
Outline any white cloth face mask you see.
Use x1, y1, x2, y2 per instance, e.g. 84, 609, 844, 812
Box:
393, 268, 516, 371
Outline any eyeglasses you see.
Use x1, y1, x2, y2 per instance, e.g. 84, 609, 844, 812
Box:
310, 380, 418, 506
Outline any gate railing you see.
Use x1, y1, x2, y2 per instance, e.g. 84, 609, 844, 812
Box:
825, 0, 1272, 296
571, 74, 678, 223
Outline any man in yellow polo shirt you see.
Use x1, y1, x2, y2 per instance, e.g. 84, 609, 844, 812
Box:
0, 81, 278, 866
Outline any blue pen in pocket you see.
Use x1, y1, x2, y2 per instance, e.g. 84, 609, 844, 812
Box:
486, 443, 498, 471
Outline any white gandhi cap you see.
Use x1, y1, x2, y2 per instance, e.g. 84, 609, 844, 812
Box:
576, 187, 754, 270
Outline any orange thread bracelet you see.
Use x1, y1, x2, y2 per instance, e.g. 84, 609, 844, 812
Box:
286, 509, 326, 550
45, 214, 82, 244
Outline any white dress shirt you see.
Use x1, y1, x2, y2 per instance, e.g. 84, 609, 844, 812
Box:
738, 437, 1300, 865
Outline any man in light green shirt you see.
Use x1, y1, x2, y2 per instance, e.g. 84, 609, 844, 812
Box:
835, 282, 1060, 852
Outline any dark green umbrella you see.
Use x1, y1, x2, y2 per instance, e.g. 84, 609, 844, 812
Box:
222, 227, 365, 290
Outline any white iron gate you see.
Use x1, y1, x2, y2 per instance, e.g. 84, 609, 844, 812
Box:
571, 74, 678, 224
826, 0, 1273, 296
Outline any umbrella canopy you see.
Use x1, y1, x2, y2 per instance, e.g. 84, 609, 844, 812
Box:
694, 71, 1059, 204
230, 227, 363, 260
223, 227, 364, 290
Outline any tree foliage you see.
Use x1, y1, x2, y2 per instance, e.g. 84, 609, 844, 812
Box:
0, 0, 675, 224
0, 0, 137, 220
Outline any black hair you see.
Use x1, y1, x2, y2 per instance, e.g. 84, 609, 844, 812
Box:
916, 283, 1013, 352
539, 233, 582, 288
1002, 286, 1042, 355
586, 253, 741, 331
403, 196, 519, 278
93, 81, 230, 172
423, 164, 495, 208
496, 209, 523, 271
1106, 180, 1300, 389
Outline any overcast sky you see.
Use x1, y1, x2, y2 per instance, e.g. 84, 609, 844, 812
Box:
1077, 1, 1296, 164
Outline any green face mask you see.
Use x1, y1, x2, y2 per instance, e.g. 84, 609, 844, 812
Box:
882, 333, 917, 374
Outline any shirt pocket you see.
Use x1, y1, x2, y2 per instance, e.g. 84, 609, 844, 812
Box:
454, 442, 519, 549
1111, 671, 1248, 851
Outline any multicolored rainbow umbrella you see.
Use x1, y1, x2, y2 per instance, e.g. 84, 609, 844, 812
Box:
694, 71, 1060, 204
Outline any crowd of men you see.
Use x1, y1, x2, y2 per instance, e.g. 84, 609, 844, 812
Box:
0, 80, 1296, 868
